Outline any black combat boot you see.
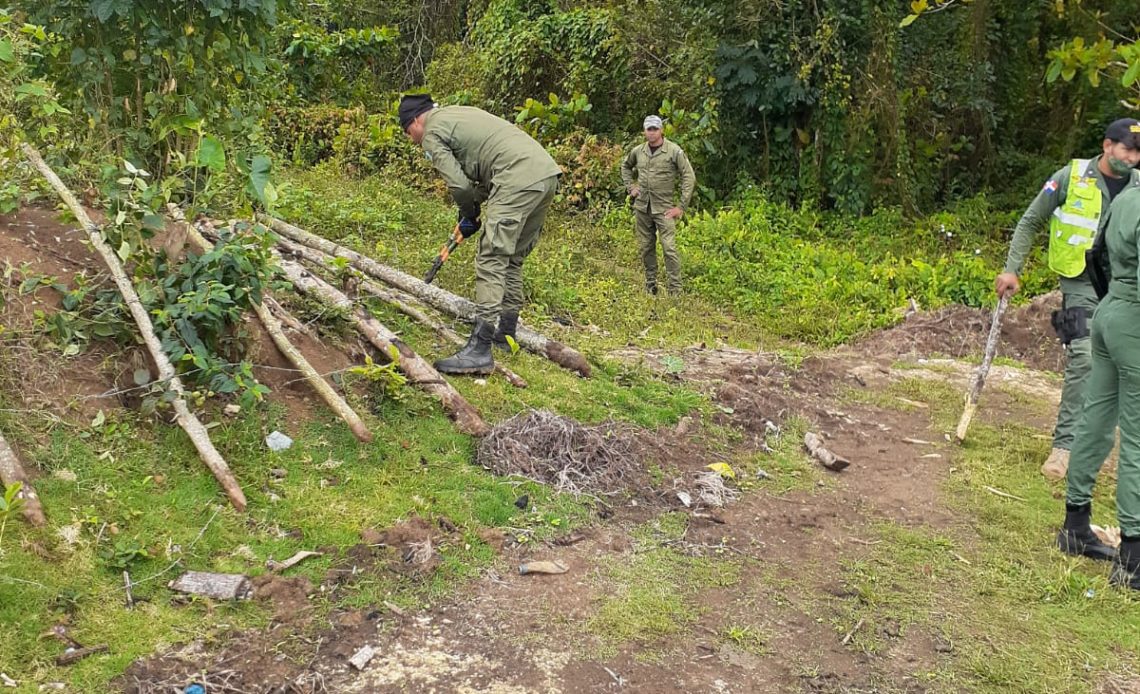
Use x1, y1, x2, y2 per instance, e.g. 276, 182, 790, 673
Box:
646, 281, 658, 295
1056, 503, 1117, 561
1110, 536, 1140, 591
434, 319, 495, 375
492, 310, 519, 351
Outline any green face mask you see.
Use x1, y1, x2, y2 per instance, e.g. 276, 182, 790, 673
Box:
1107, 155, 1135, 176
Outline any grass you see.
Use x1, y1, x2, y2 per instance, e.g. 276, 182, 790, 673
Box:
832, 374, 1140, 693
586, 514, 743, 653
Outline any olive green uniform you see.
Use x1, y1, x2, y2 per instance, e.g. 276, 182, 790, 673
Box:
421, 106, 562, 322
620, 139, 696, 293
1003, 157, 1140, 449
1066, 187, 1140, 535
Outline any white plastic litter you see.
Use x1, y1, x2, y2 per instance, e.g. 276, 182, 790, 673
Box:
266, 431, 293, 452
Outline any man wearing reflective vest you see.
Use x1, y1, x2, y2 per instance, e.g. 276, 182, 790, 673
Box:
995, 118, 1140, 482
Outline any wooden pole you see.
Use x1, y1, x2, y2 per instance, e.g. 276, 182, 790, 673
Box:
272, 253, 489, 436
22, 143, 247, 511
955, 294, 1010, 443
261, 215, 591, 377
0, 428, 46, 526
183, 219, 373, 443
276, 234, 528, 389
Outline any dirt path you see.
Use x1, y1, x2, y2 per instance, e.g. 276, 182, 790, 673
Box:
119, 345, 1064, 693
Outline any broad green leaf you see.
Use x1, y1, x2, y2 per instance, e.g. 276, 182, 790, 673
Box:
1045, 59, 1063, 83
899, 14, 918, 27
248, 154, 273, 206
117, 240, 131, 261
197, 135, 226, 173
14, 83, 49, 97
0, 39, 13, 63
1123, 59, 1140, 88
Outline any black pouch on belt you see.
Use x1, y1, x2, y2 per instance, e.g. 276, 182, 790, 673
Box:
1050, 306, 1089, 346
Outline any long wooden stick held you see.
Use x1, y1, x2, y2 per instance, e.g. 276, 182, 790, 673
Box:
182, 218, 373, 443
955, 294, 1010, 443
22, 144, 247, 510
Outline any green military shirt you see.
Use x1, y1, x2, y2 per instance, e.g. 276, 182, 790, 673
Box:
1004, 155, 1140, 294
621, 138, 696, 214
1106, 187, 1140, 303
421, 106, 562, 220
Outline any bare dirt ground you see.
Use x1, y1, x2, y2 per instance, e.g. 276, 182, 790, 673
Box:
0, 207, 1072, 693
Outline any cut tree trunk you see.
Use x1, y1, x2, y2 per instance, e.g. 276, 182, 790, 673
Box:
0, 428, 46, 526
22, 143, 247, 511
183, 219, 373, 443
273, 253, 489, 436
277, 234, 528, 389
262, 215, 590, 377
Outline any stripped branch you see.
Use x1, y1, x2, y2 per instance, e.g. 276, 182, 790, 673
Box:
261, 215, 590, 377
22, 143, 247, 510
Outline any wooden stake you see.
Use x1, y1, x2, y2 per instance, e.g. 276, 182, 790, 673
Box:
278, 235, 528, 389
955, 295, 1009, 443
21, 143, 247, 511
182, 219, 373, 443
0, 427, 46, 526
261, 215, 591, 377
272, 253, 489, 436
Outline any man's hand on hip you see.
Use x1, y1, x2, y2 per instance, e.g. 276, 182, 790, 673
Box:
628, 185, 641, 198
664, 207, 683, 220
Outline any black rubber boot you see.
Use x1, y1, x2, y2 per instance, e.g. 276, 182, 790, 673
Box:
492, 311, 519, 351
1110, 536, 1140, 591
646, 282, 658, 295
434, 319, 495, 375
1056, 503, 1117, 561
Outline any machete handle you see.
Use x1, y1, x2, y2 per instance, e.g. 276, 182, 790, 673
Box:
423, 225, 464, 285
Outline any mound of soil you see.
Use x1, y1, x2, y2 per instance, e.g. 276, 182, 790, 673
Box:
863, 292, 1064, 372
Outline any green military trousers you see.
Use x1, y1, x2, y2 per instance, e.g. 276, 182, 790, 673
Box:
1066, 294, 1140, 535
1053, 280, 1099, 450
634, 209, 682, 293
473, 175, 559, 323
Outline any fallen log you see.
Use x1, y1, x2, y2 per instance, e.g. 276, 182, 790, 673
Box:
56, 644, 109, 666
21, 143, 247, 511
183, 218, 373, 443
261, 215, 590, 377
0, 428, 46, 526
271, 251, 489, 436
277, 235, 528, 389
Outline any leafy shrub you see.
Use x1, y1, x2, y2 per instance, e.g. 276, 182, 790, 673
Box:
266, 105, 368, 167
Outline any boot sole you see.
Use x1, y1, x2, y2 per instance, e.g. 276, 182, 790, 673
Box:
1057, 532, 1117, 561
434, 364, 495, 376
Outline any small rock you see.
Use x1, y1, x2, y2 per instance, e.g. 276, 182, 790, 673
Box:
677, 491, 692, 507
348, 644, 376, 670
473, 379, 488, 387
52, 469, 77, 483
269, 468, 288, 479
934, 639, 954, 653
514, 495, 529, 509
266, 431, 293, 451
268, 493, 282, 504
223, 404, 241, 417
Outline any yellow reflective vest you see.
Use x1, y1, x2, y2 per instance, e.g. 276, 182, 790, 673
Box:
1048, 159, 1102, 278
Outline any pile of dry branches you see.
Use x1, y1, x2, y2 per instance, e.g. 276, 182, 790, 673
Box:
475, 409, 641, 497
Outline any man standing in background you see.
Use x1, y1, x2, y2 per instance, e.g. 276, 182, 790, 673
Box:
621, 115, 696, 296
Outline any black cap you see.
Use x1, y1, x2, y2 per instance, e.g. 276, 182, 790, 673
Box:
399, 94, 434, 131
1105, 118, 1140, 147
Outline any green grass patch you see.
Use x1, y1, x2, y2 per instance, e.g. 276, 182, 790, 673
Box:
587, 515, 742, 650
